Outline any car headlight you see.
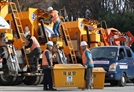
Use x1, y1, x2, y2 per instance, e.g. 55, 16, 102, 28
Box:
109, 63, 117, 71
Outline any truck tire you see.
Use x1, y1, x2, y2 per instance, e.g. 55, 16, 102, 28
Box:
0, 65, 14, 86
23, 76, 37, 85
118, 73, 126, 87
12, 76, 24, 85
34, 76, 44, 85
130, 78, 134, 84
33, 76, 41, 85
110, 80, 118, 86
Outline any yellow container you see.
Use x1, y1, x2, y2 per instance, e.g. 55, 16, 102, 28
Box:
90, 34, 100, 42
92, 67, 106, 89
90, 43, 98, 48
53, 64, 85, 88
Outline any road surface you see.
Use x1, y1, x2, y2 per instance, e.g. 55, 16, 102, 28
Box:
0, 83, 133, 92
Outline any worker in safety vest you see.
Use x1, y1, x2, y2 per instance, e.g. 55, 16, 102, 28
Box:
46, 7, 61, 37
80, 41, 94, 90
42, 41, 57, 91
25, 31, 42, 73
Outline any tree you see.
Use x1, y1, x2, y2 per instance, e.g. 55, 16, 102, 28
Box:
11, 0, 54, 11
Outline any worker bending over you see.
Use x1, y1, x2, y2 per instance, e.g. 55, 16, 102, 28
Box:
42, 41, 57, 91
45, 7, 61, 37
80, 41, 94, 90
25, 31, 42, 73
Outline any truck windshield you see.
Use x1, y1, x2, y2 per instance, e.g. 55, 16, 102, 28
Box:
91, 47, 117, 59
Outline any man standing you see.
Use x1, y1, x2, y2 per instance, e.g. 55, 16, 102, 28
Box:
46, 7, 61, 37
42, 41, 57, 91
80, 41, 94, 90
25, 31, 42, 73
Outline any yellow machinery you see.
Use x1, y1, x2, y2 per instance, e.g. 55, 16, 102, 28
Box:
1, 0, 134, 87
0, 1, 70, 86
0, 1, 45, 86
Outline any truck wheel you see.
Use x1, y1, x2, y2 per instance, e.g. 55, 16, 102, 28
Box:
110, 81, 118, 86
23, 76, 37, 85
130, 78, 134, 84
12, 76, 24, 85
34, 76, 44, 85
118, 73, 126, 87
0, 65, 14, 86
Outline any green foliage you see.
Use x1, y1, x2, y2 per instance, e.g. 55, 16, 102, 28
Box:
98, 11, 134, 32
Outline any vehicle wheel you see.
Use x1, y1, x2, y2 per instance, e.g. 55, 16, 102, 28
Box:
23, 76, 37, 85
130, 78, 134, 84
110, 80, 118, 86
12, 76, 24, 85
34, 76, 44, 85
118, 73, 126, 87
33, 76, 40, 85
38, 76, 44, 84
0, 65, 14, 86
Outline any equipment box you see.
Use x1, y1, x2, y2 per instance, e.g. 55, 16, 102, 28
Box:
53, 64, 85, 88
92, 67, 106, 89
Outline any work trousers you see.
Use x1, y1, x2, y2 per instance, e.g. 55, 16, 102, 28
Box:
43, 68, 53, 89
85, 68, 93, 89
28, 47, 41, 71
53, 20, 61, 36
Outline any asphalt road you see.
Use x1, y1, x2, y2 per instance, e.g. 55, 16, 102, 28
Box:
0, 83, 133, 92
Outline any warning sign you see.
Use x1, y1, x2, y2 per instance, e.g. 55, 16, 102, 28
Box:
67, 76, 72, 82
63, 71, 76, 76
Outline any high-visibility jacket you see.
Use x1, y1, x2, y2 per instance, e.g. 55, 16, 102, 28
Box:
51, 10, 59, 23
82, 49, 94, 68
42, 49, 53, 66
30, 36, 40, 51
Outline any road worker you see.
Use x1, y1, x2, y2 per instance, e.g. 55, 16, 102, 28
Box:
25, 30, 42, 73
42, 41, 57, 91
80, 41, 94, 90
46, 7, 61, 37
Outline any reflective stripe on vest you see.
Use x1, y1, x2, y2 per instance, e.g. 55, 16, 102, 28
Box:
51, 10, 59, 23
30, 36, 40, 51
82, 49, 93, 65
42, 50, 53, 66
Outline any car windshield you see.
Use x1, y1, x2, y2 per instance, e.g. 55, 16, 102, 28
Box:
91, 47, 117, 59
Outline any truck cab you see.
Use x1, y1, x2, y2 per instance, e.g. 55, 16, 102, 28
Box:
91, 46, 134, 86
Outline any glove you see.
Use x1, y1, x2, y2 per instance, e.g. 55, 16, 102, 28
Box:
85, 65, 87, 68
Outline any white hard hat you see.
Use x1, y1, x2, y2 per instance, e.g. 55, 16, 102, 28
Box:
47, 41, 53, 46
80, 41, 87, 46
24, 31, 30, 37
47, 7, 53, 12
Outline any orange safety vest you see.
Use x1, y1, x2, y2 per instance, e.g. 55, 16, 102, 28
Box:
82, 49, 94, 66
30, 36, 40, 51
42, 49, 53, 66
51, 10, 59, 23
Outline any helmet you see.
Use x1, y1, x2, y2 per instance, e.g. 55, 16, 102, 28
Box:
47, 41, 53, 46
80, 41, 87, 46
47, 7, 53, 12
24, 31, 30, 37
